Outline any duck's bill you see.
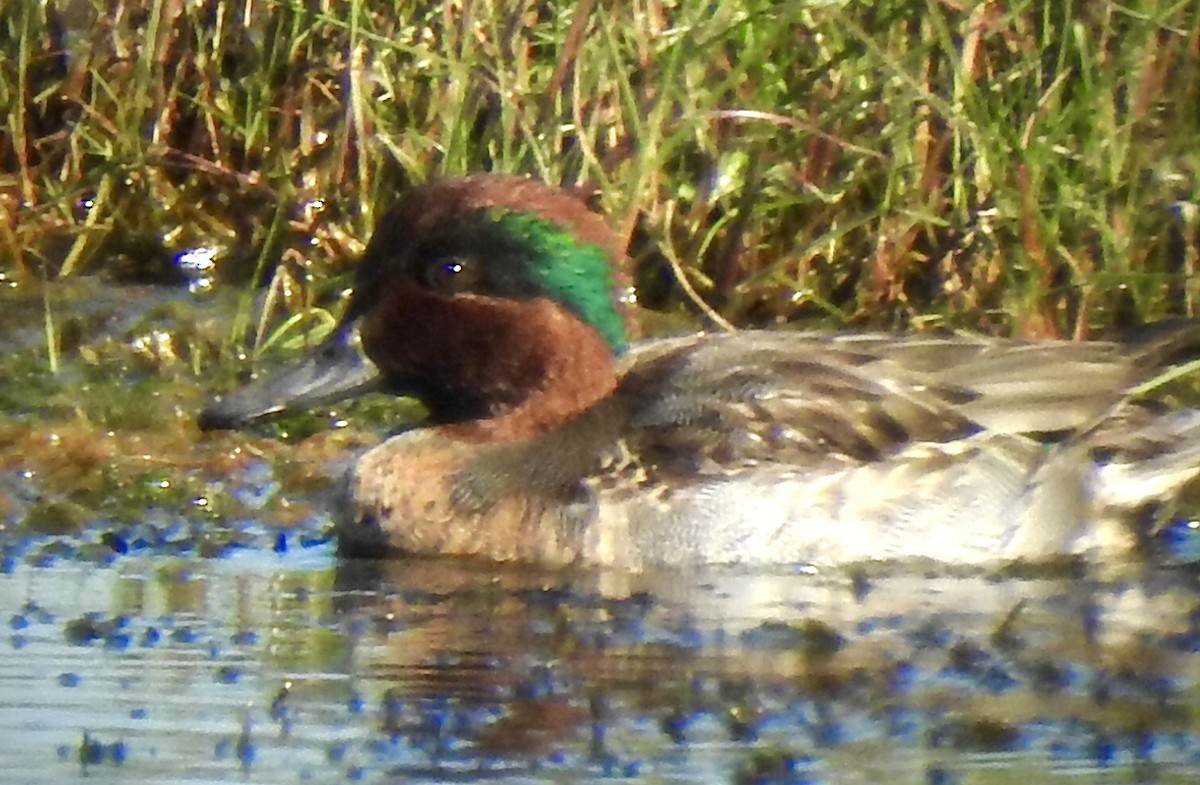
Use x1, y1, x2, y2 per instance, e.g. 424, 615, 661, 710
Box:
198, 331, 382, 431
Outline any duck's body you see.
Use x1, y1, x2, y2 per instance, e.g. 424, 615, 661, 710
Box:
338, 328, 1200, 568
201, 174, 1200, 568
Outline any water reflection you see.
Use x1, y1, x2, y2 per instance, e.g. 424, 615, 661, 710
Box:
2, 550, 1198, 784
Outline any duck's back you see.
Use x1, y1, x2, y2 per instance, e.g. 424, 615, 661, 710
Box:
577, 328, 1200, 567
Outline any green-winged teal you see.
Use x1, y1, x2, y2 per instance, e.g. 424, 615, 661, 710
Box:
201, 174, 1200, 568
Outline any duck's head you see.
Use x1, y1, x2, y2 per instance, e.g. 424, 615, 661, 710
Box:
199, 174, 637, 442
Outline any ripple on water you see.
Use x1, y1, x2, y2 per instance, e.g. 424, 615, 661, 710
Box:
1, 553, 1199, 784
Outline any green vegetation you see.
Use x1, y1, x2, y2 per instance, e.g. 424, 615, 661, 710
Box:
2, 0, 1196, 341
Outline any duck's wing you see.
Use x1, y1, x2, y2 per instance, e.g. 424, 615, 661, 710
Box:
614, 330, 1145, 474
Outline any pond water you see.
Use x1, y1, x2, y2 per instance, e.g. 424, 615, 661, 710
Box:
3, 547, 1200, 784
1, 280, 1199, 784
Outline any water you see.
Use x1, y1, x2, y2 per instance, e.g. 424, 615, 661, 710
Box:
2, 546, 1198, 784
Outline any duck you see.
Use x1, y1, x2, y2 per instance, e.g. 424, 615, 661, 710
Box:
200, 173, 1200, 569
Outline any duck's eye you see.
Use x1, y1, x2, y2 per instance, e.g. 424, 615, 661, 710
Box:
423, 257, 479, 294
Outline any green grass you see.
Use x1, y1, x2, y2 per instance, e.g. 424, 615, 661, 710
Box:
2, 0, 1198, 349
